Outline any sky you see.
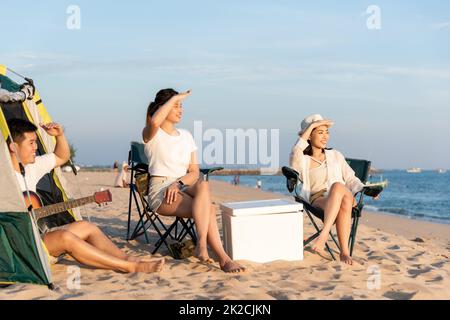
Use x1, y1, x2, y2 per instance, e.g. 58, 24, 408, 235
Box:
1, 0, 449, 169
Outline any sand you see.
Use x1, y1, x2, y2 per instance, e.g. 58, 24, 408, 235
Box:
1, 171, 449, 300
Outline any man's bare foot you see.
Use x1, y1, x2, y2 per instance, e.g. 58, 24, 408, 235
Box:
340, 253, 353, 265
133, 258, 165, 273
220, 260, 246, 273
127, 256, 138, 262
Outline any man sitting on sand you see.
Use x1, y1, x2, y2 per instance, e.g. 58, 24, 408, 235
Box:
7, 118, 164, 273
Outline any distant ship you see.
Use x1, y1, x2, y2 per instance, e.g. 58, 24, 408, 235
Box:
437, 168, 447, 174
406, 167, 422, 173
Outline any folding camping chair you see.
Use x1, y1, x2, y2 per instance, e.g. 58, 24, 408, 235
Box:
282, 158, 383, 260
126, 141, 223, 254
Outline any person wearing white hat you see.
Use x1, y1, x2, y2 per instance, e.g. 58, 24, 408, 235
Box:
114, 161, 130, 188
289, 114, 365, 265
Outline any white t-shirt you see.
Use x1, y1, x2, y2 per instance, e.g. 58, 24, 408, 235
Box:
15, 153, 56, 193
144, 128, 198, 178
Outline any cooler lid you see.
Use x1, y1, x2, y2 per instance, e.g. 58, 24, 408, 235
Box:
220, 199, 303, 217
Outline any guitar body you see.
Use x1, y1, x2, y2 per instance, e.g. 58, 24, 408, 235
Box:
23, 191, 44, 210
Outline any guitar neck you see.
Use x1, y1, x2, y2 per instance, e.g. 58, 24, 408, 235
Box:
34, 195, 95, 220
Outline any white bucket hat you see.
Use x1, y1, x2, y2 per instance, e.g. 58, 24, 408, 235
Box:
299, 114, 333, 135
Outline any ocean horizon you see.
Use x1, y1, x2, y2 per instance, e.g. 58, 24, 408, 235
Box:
210, 170, 450, 226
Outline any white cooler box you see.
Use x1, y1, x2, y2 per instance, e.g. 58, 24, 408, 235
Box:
220, 199, 303, 263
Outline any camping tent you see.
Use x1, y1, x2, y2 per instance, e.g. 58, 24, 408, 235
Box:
0, 65, 81, 289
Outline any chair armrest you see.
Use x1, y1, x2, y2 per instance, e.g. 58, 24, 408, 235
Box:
353, 185, 384, 215
282, 166, 300, 193
362, 185, 383, 198
131, 163, 149, 174
200, 167, 224, 179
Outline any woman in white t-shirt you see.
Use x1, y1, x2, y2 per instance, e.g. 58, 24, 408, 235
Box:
142, 89, 245, 273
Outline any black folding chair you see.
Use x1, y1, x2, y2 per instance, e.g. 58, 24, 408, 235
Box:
126, 141, 223, 254
282, 158, 383, 260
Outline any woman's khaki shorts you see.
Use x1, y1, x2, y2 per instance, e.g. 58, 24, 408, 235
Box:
147, 176, 188, 212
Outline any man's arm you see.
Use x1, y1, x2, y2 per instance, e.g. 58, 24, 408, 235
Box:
40, 123, 71, 167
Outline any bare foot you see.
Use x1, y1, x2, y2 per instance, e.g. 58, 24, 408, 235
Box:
126, 255, 152, 263
134, 258, 165, 273
220, 260, 246, 273
311, 247, 331, 260
195, 255, 214, 264
194, 246, 214, 264
126, 256, 138, 262
311, 237, 331, 260
340, 253, 353, 265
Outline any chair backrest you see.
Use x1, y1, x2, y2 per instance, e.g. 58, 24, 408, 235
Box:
130, 141, 148, 165
345, 158, 371, 184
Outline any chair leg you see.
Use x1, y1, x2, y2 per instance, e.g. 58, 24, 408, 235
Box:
131, 215, 151, 240
304, 232, 320, 246
350, 216, 360, 256
126, 181, 135, 240
330, 232, 340, 251
177, 218, 197, 244
174, 221, 178, 240
129, 190, 150, 244
324, 242, 336, 260
154, 215, 175, 240
151, 215, 168, 249
152, 219, 179, 254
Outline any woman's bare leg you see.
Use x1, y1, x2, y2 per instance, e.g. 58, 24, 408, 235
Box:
44, 230, 164, 273
158, 180, 245, 273
312, 183, 355, 264
334, 194, 354, 265
184, 181, 245, 273
312, 183, 349, 252
185, 179, 213, 261
158, 184, 211, 262
204, 204, 245, 272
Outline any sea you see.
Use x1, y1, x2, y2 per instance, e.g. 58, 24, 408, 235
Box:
211, 170, 450, 225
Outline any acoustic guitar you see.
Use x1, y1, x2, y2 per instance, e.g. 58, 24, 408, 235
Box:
23, 190, 112, 221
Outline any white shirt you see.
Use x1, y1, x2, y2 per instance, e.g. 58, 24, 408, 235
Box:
15, 153, 56, 193
289, 137, 364, 201
144, 128, 198, 178
309, 161, 328, 195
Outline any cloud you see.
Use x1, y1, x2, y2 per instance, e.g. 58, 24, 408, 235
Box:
2, 51, 450, 84
431, 22, 450, 30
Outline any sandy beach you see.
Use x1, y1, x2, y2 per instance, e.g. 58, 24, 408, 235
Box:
1, 171, 449, 300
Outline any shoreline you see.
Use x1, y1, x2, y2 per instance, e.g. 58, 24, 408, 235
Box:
208, 180, 450, 243
78, 168, 450, 227
209, 178, 450, 232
